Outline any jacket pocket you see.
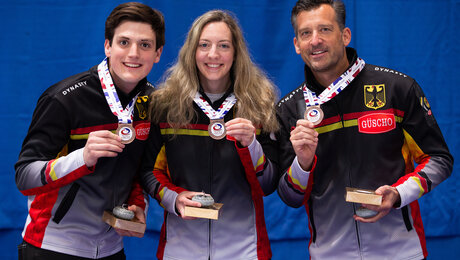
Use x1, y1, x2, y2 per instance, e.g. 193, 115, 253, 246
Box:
52, 183, 80, 224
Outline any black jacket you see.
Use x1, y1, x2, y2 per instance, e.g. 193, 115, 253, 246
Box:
15, 64, 154, 258
277, 48, 453, 259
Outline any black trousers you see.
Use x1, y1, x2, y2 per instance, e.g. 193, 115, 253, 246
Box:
18, 241, 126, 260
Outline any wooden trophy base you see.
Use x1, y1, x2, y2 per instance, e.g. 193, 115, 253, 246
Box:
184, 203, 223, 220
345, 187, 382, 206
102, 211, 146, 234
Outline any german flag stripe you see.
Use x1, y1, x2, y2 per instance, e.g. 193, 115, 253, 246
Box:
157, 186, 166, 209
46, 159, 59, 182
313, 108, 404, 134
69, 120, 150, 140
159, 123, 261, 136
254, 155, 265, 173
287, 167, 306, 193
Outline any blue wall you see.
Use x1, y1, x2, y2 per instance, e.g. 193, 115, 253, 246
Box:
1, 0, 459, 259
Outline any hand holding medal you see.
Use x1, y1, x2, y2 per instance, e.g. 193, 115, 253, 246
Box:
225, 118, 256, 147
290, 120, 318, 171
83, 130, 125, 167
292, 58, 365, 170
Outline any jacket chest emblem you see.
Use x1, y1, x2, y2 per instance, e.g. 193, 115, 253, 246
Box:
136, 95, 149, 120
364, 84, 386, 110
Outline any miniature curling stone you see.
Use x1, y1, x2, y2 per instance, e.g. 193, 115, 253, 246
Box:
192, 194, 215, 207
356, 207, 378, 218
113, 205, 135, 220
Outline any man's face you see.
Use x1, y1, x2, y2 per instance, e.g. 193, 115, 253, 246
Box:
104, 21, 163, 94
293, 4, 350, 77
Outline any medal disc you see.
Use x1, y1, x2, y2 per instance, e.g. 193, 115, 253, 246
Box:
116, 124, 136, 144
304, 105, 324, 125
208, 119, 226, 140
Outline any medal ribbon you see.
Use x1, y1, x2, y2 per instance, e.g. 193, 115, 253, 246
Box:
303, 57, 365, 106
193, 92, 237, 120
97, 58, 139, 124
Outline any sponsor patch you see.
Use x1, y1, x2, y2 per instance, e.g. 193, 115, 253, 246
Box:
364, 84, 386, 110
358, 113, 395, 134
420, 97, 432, 116
135, 122, 150, 140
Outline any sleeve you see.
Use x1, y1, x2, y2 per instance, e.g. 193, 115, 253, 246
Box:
248, 130, 281, 196
275, 98, 316, 208
393, 81, 453, 208
15, 92, 94, 196
278, 156, 316, 208
138, 123, 185, 216
227, 128, 279, 197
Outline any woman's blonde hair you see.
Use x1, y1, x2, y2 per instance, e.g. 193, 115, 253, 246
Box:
150, 10, 278, 132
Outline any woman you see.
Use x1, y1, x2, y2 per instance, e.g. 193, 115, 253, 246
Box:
144, 10, 279, 260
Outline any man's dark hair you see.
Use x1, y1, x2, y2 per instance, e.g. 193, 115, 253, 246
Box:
105, 2, 165, 50
291, 0, 346, 35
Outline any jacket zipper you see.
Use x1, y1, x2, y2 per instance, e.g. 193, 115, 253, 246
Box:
208, 139, 214, 259
333, 97, 363, 255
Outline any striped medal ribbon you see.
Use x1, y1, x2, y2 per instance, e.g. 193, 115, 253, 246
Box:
303, 57, 365, 125
193, 92, 237, 140
97, 58, 139, 144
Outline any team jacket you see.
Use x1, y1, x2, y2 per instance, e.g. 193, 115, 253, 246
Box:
277, 48, 453, 260
15, 65, 153, 258
139, 88, 280, 260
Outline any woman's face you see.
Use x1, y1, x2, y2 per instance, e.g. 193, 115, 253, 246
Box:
195, 21, 234, 93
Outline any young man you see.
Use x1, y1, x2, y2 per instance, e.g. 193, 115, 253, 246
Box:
276, 0, 453, 259
15, 2, 164, 259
